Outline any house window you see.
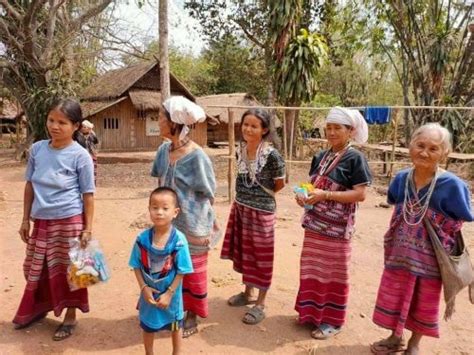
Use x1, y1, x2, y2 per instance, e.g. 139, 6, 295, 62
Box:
103, 117, 119, 129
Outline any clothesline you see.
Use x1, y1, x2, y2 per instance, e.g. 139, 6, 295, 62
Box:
204, 104, 473, 111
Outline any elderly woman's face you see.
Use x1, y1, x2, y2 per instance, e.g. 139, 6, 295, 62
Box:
325, 123, 352, 149
81, 126, 91, 134
409, 131, 446, 170
158, 109, 172, 138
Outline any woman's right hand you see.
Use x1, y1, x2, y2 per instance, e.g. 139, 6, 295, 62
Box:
295, 195, 305, 207
18, 220, 30, 243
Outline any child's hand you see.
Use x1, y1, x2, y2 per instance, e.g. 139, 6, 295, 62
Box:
295, 194, 305, 207
155, 290, 172, 309
142, 286, 159, 305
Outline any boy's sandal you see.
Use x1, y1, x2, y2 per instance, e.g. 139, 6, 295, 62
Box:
370, 338, 407, 354
14, 312, 48, 330
242, 305, 265, 325
311, 323, 341, 340
227, 292, 255, 307
182, 326, 198, 338
53, 323, 76, 341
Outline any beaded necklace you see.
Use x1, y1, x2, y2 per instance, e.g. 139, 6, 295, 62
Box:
241, 141, 264, 188
402, 168, 439, 226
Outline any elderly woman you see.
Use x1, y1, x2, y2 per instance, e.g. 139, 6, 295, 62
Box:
151, 96, 219, 338
76, 120, 99, 184
371, 123, 473, 355
294, 107, 372, 339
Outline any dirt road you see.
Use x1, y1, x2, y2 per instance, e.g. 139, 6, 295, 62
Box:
1, 152, 473, 355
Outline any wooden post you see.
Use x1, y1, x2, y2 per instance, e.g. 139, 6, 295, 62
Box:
282, 109, 289, 183
228, 108, 236, 202
388, 108, 399, 180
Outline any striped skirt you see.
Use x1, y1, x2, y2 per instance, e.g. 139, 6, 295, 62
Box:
13, 215, 89, 326
372, 268, 442, 338
183, 253, 209, 318
220, 202, 276, 290
295, 230, 351, 327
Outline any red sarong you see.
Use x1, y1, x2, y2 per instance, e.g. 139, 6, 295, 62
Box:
373, 268, 442, 338
183, 253, 208, 318
221, 202, 276, 290
295, 229, 351, 327
13, 215, 89, 326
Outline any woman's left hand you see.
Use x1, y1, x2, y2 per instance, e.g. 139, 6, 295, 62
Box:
305, 189, 326, 205
80, 231, 92, 248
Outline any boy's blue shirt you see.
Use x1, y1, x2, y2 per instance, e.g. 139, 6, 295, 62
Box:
129, 227, 193, 330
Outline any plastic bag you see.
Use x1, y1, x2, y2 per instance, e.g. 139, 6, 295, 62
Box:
294, 182, 315, 210
68, 238, 110, 291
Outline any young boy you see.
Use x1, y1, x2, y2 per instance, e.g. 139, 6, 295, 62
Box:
129, 187, 193, 355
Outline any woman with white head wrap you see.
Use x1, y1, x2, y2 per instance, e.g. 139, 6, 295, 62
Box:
151, 96, 219, 338
294, 107, 372, 339
76, 120, 99, 185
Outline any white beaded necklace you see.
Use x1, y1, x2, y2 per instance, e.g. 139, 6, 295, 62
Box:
241, 141, 264, 188
402, 168, 439, 226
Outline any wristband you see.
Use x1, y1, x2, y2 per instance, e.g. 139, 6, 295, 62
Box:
167, 287, 175, 295
140, 284, 148, 292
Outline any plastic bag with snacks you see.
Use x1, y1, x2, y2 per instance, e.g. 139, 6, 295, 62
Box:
68, 238, 110, 291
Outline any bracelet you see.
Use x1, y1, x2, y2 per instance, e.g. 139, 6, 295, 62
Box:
167, 287, 175, 295
80, 230, 92, 235
140, 284, 148, 292
22, 220, 30, 224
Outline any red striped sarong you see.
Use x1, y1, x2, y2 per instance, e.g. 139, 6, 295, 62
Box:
13, 215, 89, 326
295, 229, 351, 327
220, 202, 276, 290
183, 253, 208, 318
373, 268, 442, 338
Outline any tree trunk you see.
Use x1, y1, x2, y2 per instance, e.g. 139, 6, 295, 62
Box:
159, 0, 170, 102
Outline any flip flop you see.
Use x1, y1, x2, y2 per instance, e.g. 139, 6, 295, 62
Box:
242, 305, 265, 325
227, 292, 255, 307
311, 323, 341, 340
53, 323, 76, 341
370, 337, 407, 354
182, 326, 198, 338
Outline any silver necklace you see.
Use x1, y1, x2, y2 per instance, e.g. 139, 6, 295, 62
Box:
402, 168, 438, 226
241, 142, 263, 188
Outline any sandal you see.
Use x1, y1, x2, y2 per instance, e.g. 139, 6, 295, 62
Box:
227, 292, 255, 307
182, 326, 198, 338
14, 312, 47, 330
311, 323, 341, 340
53, 323, 76, 341
242, 305, 265, 325
370, 337, 406, 354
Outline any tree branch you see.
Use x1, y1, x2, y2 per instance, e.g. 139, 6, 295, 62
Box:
0, 0, 23, 21
233, 18, 265, 48
69, 0, 113, 32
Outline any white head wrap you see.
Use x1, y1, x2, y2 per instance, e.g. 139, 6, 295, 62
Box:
326, 107, 368, 144
82, 120, 94, 129
163, 96, 206, 140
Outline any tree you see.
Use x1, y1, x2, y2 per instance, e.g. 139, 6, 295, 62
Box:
159, 0, 170, 101
366, 0, 473, 147
0, 1, 114, 144
269, 0, 328, 157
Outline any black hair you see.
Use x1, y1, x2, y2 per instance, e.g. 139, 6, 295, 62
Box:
49, 99, 83, 141
240, 108, 280, 148
50, 98, 83, 125
161, 105, 184, 136
149, 186, 180, 208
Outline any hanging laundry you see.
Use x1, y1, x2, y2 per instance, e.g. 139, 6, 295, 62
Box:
364, 106, 391, 125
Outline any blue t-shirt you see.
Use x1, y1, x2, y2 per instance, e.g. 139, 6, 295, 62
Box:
129, 227, 193, 330
25, 140, 95, 220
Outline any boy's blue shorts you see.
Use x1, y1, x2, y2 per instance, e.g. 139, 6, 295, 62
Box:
140, 319, 184, 333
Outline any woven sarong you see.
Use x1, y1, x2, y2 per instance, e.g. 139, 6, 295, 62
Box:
183, 253, 208, 318
295, 229, 351, 327
13, 215, 89, 326
221, 202, 276, 290
373, 268, 442, 338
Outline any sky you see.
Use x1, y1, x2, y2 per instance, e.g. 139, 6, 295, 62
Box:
115, 0, 206, 56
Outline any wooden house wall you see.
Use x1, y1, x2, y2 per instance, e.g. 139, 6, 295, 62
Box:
208, 123, 242, 144
88, 97, 207, 150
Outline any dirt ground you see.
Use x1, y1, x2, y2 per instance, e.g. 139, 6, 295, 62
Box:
0, 148, 473, 355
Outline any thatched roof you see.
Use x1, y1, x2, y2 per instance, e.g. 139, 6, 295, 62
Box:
197, 93, 281, 127
81, 97, 127, 118
129, 90, 162, 111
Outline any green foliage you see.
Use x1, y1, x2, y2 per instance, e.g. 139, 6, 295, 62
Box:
274, 29, 328, 105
